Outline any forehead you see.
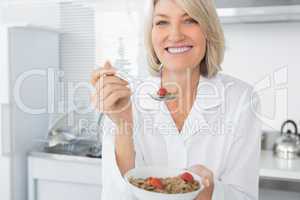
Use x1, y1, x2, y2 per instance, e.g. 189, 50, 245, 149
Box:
153, 0, 186, 16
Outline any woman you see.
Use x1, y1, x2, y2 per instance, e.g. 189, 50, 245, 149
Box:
91, 0, 261, 200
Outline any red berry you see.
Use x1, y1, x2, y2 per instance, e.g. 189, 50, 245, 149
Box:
148, 177, 164, 189
180, 172, 194, 182
146, 177, 153, 185
157, 87, 167, 97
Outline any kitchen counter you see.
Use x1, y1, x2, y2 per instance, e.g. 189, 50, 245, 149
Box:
29, 149, 300, 182
27, 149, 300, 200
260, 150, 300, 181
29, 139, 102, 164
29, 151, 102, 164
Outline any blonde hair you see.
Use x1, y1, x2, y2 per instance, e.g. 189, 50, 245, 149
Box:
144, 0, 225, 78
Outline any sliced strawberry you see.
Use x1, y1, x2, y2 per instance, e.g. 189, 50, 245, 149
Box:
146, 177, 153, 185
149, 177, 164, 189
157, 87, 167, 97
180, 172, 194, 182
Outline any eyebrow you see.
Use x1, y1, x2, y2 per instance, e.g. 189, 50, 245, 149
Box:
154, 13, 189, 18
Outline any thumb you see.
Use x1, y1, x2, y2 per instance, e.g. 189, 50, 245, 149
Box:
103, 60, 112, 69
202, 177, 210, 188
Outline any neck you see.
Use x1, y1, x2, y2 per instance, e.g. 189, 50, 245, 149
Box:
162, 67, 200, 98
162, 67, 200, 126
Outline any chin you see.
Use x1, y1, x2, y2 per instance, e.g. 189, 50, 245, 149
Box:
164, 61, 198, 72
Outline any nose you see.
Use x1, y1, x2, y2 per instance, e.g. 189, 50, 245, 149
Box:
168, 24, 185, 42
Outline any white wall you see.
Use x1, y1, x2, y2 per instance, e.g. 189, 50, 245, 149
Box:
222, 22, 300, 131
0, 2, 60, 29
96, 0, 146, 77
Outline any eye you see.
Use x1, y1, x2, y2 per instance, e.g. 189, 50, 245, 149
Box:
184, 18, 198, 24
155, 20, 169, 26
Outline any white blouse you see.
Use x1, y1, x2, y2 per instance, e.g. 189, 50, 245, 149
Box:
101, 73, 261, 200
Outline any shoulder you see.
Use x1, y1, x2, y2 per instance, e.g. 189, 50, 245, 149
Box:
217, 73, 254, 94
216, 74, 261, 140
216, 73, 259, 115
216, 73, 255, 104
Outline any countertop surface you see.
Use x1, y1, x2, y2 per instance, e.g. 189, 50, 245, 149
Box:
29, 150, 300, 181
29, 150, 102, 164
260, 150, 300, 181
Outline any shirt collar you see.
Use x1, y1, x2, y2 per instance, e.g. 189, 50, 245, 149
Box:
196, 74, 224, 110
152, 74, 225, 137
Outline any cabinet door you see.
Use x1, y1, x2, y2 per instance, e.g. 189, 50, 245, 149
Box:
28, 156, 102, 200
36, 180, 101, 200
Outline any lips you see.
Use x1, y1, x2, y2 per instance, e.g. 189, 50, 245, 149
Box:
165, 46, 193, 54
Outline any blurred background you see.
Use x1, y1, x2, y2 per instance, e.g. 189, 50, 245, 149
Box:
1, 0, 300, 200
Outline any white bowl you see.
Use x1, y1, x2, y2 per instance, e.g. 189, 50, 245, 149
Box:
124, 166, 204, 200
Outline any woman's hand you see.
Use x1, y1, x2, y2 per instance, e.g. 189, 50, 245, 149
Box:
90, 61, 133, 128
188, 165, 214, 200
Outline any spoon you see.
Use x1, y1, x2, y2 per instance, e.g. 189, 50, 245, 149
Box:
147, 64, 177, 102
95, 63, 177, 102
114, 68, 177, 102
148, 92, 177, 101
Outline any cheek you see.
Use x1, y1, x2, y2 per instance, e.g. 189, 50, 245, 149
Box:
194, 33, 207, 55
151, 30, 164, 54
151, 30, 158, 50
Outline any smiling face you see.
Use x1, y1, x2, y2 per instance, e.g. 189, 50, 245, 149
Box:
151, 0, 207, 73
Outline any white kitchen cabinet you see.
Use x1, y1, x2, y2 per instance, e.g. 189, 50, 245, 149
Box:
260, 179, 300, 200
28, 153, 102, 200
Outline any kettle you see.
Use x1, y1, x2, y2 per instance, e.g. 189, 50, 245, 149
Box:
273, 120, 300, 159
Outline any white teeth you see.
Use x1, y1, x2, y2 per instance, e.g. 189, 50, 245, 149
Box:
167, 46, 192, 54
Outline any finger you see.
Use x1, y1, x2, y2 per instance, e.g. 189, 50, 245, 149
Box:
95, 76, 128, 91
100, 84, 131, 101
90, 93, 102, 112
103, 60, 112, 69
90, 65, 116, 86
188, 165, 207, 177
91, 69, 116, 86
188, 165, 213, 184
202, 177, 210, 188
93, 88, 131, 113
91, 92, 107, 113
104, 89, 131, 108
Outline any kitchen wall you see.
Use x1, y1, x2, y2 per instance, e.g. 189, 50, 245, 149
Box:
95, 0, 144, 76
57, 2, 97, 129
0, 2, 60, 29
222, 22, 300, 131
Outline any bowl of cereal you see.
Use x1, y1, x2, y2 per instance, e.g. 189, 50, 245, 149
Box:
124, 166, 203, 200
